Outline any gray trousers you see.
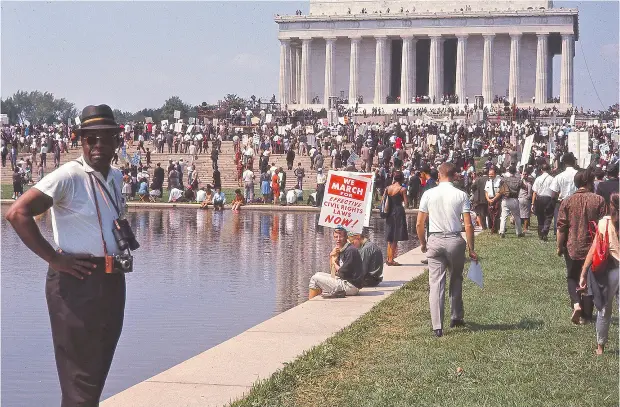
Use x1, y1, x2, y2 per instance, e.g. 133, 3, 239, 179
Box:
427, 234, 466, 330
597, 267, 619, 346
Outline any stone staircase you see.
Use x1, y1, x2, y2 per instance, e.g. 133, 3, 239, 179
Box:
1, 141, 358, 190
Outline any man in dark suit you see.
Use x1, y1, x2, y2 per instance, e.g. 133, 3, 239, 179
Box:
153, 162, 165, 191
596, 161, 619, 210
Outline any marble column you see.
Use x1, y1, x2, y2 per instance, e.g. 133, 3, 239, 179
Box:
324, 37, 336, 107
288, 45, 296, 103
300, 38, 312, 105
428, 35, 441, 104
547, 53, 553, 101
374, 36, 387, 105
455, 35, 467, 104
560, 34, 574, 104
400, 36, 414, 104
348, 37, 361, 104
535, 33, 549, 104
295, 46, 302, 104
278, 38, 291, 106
508, 34, 521, 104
482, 34, 494, 104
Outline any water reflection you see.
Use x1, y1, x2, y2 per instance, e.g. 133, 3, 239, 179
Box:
1, 208, 418, 406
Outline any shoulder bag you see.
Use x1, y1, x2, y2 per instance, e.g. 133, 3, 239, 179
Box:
590, 219, 610, 273
380, 192, 391, 219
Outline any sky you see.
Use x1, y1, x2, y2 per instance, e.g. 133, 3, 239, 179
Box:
1, 1, 618, 112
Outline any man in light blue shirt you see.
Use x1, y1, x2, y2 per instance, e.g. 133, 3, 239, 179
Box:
213, 187, 226, 211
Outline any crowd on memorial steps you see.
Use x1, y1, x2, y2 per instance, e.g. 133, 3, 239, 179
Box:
3, 99, 620, 345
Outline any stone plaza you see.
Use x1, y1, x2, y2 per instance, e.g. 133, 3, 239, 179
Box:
275, 0, 579, 110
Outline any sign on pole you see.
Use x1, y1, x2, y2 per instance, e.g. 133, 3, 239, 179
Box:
173, 110, 181, 119
0, 114, 8, 125
568, 131, 589, 166
318, 171, 374, 234
75, 117, 81, 125
520, 135, 534, 168
145, 117, 153, 124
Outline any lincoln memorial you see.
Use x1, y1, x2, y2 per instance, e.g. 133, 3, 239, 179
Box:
275, 0, 578, 110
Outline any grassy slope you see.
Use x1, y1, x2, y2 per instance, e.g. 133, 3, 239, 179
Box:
231, 231, 618, 407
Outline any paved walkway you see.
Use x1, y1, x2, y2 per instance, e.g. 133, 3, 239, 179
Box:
101, 246, 429, 407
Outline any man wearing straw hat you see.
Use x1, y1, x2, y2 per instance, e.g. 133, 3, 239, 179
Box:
6, 104, 130, 406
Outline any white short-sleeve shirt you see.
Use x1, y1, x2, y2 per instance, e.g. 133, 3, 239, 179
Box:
549, 166, 577, 200
484, 176, 502, 198
34, 156, 125, 257
532, 172, 554, 197
419, 182, 471, 233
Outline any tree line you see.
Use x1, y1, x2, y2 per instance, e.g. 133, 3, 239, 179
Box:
1, 91, 263, 126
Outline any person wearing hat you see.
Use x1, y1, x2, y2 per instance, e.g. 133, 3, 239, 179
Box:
308, 225, 365, 299
5, 104, 130, 406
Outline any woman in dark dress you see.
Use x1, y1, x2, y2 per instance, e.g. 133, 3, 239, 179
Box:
385, 170, 409, 265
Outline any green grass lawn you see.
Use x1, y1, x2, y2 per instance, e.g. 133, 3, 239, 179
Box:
230, 231, 619, 407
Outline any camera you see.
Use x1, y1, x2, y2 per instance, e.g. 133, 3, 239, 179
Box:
105, 254, 134, 274
112, 218, 140, 251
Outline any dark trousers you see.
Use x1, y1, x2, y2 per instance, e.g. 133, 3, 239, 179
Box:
475, 203, 488, 229
564, 255, 593, 320
488, 201, 501, 233
46, 266, 125, 407
534, 196, 555, 238
316, 183, 326, 206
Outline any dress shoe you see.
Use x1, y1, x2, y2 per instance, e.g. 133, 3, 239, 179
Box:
450, 319, 465, 328
517, 233, 525, 238
433, 329, 443, 337
499, 233, 505, 238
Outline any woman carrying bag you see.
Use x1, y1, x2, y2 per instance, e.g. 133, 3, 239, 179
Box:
579, 193, 620, 355
384, 171, 409, 266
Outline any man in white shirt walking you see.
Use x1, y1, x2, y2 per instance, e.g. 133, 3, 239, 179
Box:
531, 163, 555, 240
416, 163, 478, 337
242, 167, 255, 202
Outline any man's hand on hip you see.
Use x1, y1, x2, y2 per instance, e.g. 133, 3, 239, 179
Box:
50, 253, 96, 280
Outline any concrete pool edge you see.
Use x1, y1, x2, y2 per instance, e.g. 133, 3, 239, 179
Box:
100, 245, 430, 407
1, 199, 419, 214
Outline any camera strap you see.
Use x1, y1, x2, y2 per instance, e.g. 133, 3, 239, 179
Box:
88, 173, 109, 256
75, 159, 122, 217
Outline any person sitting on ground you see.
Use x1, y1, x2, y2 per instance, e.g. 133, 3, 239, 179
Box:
196, 187, 207, 204
137, 177, 149, 200
285, 187, 303, 205
200, 185, 214, 209
308, 226, 365, 299
348, 231, 384, 287
168, 187, 184, 203
231, 189, 244, 211
213, 187, 226, 211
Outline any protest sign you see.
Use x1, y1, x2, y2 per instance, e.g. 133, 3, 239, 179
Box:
1, 114, 8, 125
265, 113, 273, 123
173, 110, 181, 119
188, 117, 196, 125
161, 119, 169, 126
520, 135, 534, 167
174, 123, 183, 133
599, 143, 610, 156
145, 117, 153, 124
318, 171, 374, 234
186, 125, 194, 134
74, 117, 81, 125
568, 131, 589, 164
251, 117, 260, 125
427, 134, 437, 145
305, 125, 314, 134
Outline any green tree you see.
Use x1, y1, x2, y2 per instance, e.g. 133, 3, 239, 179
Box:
1, 97, 20, 124
160, 96, 191, 121
2, 90, 78, 125
222, 94, 247, 110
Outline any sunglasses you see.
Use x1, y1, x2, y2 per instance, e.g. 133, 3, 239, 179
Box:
85, 135, 119, 146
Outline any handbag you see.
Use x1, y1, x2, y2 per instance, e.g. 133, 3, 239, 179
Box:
590, 219, 610, 273
380, 193, 391, 219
